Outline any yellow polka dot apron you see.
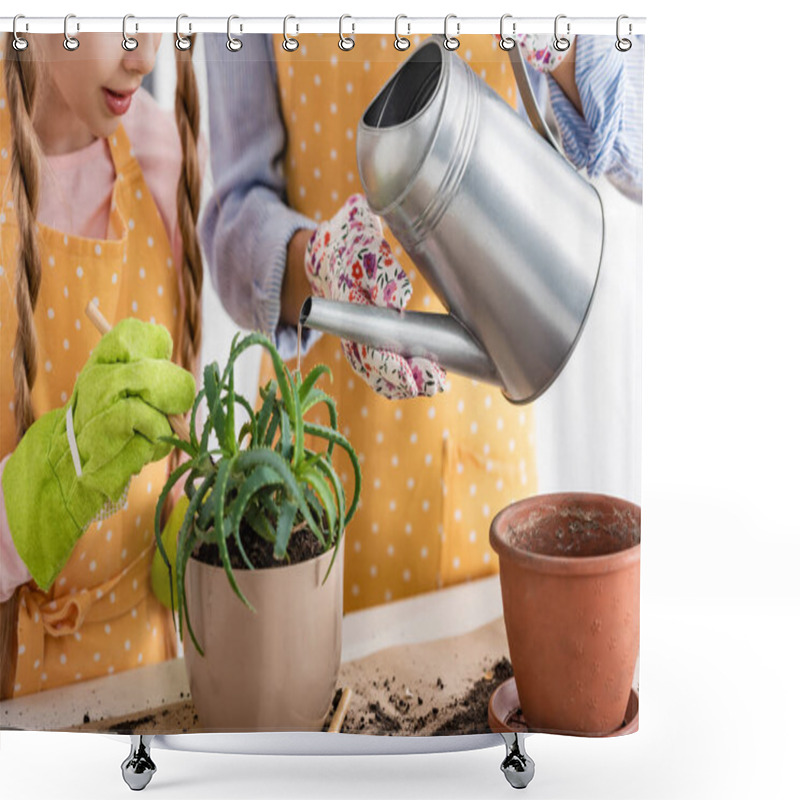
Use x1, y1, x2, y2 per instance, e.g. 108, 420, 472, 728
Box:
1, 97, 181, 697
270, 34, 537, 613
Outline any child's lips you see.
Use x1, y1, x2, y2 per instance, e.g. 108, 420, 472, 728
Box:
102, 87, 136, 116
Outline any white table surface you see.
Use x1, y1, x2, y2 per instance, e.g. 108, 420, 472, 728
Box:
0, 576, 505, 731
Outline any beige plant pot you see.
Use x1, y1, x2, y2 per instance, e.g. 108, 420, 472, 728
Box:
184, 545, 343, 732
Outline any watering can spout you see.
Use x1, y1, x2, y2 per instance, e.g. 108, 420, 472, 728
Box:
303, 37, 604, 405
299, 297, 501, 387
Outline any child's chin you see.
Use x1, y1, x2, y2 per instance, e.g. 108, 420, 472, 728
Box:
94, 116, 122, 139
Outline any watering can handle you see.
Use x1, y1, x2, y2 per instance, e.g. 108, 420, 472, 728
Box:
507, 44, 565, 157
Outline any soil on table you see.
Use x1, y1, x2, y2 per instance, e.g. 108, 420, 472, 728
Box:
66, 698, 199, 734
69, 619, 514, 736
74, 659, 514, 736
193, 523, 325, 569
328, 657, 514, 736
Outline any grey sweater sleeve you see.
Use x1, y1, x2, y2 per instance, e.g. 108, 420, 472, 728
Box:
200, 34, 318, 354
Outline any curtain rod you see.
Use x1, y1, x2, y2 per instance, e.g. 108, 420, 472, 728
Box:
0, 16, 646, 36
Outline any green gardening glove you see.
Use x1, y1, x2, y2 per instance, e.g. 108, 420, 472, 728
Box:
2, 319, 196, 591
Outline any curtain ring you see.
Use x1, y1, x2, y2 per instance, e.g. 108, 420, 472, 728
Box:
122, 14, 138, 51
443, 14, 460, 51
499, 14, 515, 51
12, 14, 29, 51
553, 14, 571, 52
175, 14, 191, 51
339, 14, 355, 51
282, 15, 299, 52
615, 14, 632, 52
394, 15, 411, 51
63, 14, 80, 51
226, 15, 243, 52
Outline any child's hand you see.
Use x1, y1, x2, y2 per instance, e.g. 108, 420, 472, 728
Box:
2, 319, 195, 591
305, 195, 446, 400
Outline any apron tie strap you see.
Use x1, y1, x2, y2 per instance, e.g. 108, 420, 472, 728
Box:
14, 544, 153, 696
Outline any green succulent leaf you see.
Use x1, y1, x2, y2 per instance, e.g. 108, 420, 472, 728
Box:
278, 408, 292, 461
298, 363, 332, 401
301, 387, 338, 457
236, 447, 324, 544
211, 456, 254, 611
157, 435, 198, 461
255, 382, 277, 445
223, 370, 237, 455
229, 466, 282, 563
203, 362, 225, 452
315, 457, 348, 582
224, 517, 252, 570
234, 392, 255, 428
176, 471, 215, 655
265, 401, 281, 450
305, 422, 362, 525
238, 423, 252, 446
152, 458, 195, 615
274, 501, 298, 561
189, 387, 205, 451
244, 504, 277, 544
299, 463, 337, 548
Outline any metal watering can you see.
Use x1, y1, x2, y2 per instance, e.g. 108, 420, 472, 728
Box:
300, 37, 604, 404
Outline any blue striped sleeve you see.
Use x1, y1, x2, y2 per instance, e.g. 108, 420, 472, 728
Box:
544, 35, 644, 202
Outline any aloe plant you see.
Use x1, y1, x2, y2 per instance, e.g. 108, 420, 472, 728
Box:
154, 332, 361, 655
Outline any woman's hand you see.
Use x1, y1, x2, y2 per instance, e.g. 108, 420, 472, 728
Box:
514, 33, 575, 73
305, 195, 446, 400
514, 33, 582, 115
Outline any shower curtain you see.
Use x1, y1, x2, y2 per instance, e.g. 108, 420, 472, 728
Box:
0, 26, 643, 744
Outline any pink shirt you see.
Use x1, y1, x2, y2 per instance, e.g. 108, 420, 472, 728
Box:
38, 90, 185, 262
1, 89, 190, 601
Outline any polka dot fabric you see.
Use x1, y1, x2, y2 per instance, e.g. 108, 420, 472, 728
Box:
267, 35, 537, 613
1, 89, 180, 696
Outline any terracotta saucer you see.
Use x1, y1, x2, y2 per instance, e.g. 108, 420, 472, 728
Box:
488, 677, 639, 737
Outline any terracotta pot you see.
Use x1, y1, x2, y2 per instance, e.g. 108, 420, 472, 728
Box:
184, 545, 343, 732
490, 493, 640, 735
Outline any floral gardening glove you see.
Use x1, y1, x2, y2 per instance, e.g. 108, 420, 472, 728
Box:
305, 194, 446, 400
2, 319, 196, 591
511, 33, 576, 73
